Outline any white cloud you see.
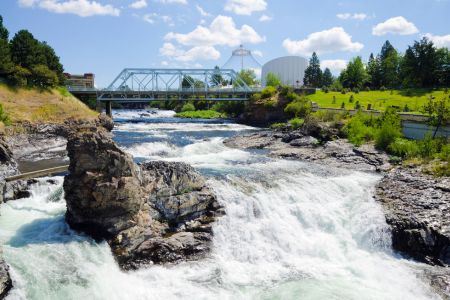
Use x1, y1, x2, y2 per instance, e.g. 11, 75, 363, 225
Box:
321, 59, 347, 72
337, 13, 367, 20
18, 0, 120, 16
142, 13, 174, 26
159, 42, 220, 62
253, 50, 263, 57
224, 0, 267, 16
424, 33, 450, 48
157, 0, 187, 4
196, 4, 210, 17
259, 14, 272, 22
372, 16, 419, 36
282, 27, 363, 56
164, 15, 265, 47
161, 60, 169, 66
129, 0, 147, 9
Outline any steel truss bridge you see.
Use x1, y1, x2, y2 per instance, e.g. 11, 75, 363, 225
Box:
68, 68, 261, 104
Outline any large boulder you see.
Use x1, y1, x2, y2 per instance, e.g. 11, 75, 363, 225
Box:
0, 135, 20, 204
64, 125, 223, 269
376, 167, 450, 266
0, 249, 12, 299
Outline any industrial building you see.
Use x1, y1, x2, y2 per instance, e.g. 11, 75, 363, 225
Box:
261, 56, 308, 87
64, 73, 95, 89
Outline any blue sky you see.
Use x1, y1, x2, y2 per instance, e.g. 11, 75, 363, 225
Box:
1, 0, 450, 87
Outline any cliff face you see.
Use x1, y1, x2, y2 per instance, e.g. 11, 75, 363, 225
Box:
375, 167, 450, 266
63, 124, 223, 269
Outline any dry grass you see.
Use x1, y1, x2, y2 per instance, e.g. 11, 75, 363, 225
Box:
0, 84, 98, 124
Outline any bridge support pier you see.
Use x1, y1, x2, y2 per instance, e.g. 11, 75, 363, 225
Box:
105, 101, 112, 118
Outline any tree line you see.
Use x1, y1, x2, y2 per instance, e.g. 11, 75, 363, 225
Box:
303, 38, 450, 90
0, 15, 65, 89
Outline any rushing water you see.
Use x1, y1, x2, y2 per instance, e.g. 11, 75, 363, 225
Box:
0, 109, 441, 299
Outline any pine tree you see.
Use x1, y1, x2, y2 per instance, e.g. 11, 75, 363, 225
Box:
303, 52, 323, 87
321, 68, 333, 87
379, 41, 400, 88
367, 53, 381, 89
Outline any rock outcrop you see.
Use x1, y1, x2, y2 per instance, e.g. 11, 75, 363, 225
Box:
64, 124, 223, 269
0, 249, 12, 299
375, 167, 450, 266
224, 130, 391, 172
0, 135, 21, 204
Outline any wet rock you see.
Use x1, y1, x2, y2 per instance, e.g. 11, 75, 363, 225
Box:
0, 249, 12, 299
224, 132, 391, 173
0, 135, 20, 204
375, 167, 450, 266
64, 125, 223, 269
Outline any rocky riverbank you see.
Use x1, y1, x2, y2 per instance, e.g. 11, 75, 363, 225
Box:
64, 121, 224, 269
224, 129, 392, 172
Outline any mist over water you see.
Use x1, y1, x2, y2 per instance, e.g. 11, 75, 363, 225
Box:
0, 109, 441, 299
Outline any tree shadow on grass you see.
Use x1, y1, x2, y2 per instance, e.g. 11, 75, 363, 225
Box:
398, 88, 434, 97
7, 215, 95, 247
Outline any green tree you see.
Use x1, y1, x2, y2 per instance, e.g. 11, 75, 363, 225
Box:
265, 72, 281, 87
10, 30, 45, 69
284, 95, 312, 118
30, 64, 58, 88
237, 69, 258, 86
435, 48, 450, 87
379, 41, 400, 88
210, 66, 225, 87
0, 39, 13, 77
321, 68, 333, 87
40, 42, 64, 85
339, 57, 368, 89
0, 15, 8, 41
8, 65, 30, 86
422, 97, 450, 138
303, 52, 322, 87
401, 37, 438, 88
367, 53, 382, 89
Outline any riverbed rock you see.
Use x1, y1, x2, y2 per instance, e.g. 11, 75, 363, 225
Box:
64, 125, 223, 269
0, 135, 20, 204
375, 167, 450, 266
0, 249, 12, 300
224, 132, 391, 172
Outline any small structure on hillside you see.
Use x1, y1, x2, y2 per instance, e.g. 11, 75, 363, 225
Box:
64, 73, 95, 89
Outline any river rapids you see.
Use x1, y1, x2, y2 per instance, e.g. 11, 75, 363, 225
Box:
0, 109, 441, 299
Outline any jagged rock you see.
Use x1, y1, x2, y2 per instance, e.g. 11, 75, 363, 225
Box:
64, 125, 223, 269
375, 167, 450, 266
224, 132, 391, 173
0, 249, 12, 300
0, 135, 20, 204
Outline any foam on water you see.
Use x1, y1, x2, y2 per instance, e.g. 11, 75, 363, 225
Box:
0, 111, 441, 299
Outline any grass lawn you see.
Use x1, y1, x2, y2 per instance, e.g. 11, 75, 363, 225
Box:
306, 89, 449, 113
0, 84, 98, 125
175, 110, 226, 119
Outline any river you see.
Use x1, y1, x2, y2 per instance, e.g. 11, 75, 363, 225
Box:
0, 109, 441, 299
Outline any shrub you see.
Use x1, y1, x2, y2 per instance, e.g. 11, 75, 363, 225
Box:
388, 138, 420, 158
354, 101, 361, 110
265, 72, 282, 87
311, 110, 349, 122
0, 103, 11, 125
365, 86, 371, 92
261, 86, 277, 99
352, 87, 360, 94
181, 102, 195, 112
8, 65, 30, 86
403, 104, 410, 112
332, 96, 336, 104
284, 96, 311, 118
285, 92, 299, 102
349, 95, 354, 103
288, 118, 304, 129
322, 86, 329, 93
375, 109, 402, 150
380, 86, 387, 91
340, 102, 345, 109
30, 64, 58, 89
263, 99, 277, 109
270, 122, 287, 130
343, 113, 377, 146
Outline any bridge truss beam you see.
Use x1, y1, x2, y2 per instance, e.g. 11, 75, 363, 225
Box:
97, 68, 258, 102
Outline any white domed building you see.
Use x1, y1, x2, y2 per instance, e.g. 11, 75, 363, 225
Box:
261, 56, 308, 87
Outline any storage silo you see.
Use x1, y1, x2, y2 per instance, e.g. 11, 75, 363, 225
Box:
261, 56, 308, 87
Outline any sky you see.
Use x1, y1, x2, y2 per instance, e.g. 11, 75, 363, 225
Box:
1, 0, 450, 87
